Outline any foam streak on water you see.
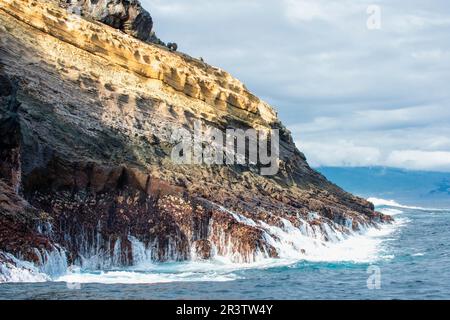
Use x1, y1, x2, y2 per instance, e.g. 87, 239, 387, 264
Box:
216, 203, 404, 264
1, 199, 410, 284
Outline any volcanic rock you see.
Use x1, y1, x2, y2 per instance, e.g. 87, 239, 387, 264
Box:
61, 0, 154, 43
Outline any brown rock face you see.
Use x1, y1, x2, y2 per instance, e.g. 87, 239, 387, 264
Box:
0, 0, 391, 271
0, 180, 54, 264
192, 240, 212, 260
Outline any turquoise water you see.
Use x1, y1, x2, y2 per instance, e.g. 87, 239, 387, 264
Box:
1, 199, 449, 300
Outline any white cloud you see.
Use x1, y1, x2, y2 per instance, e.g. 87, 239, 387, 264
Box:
141, 0, 450, 172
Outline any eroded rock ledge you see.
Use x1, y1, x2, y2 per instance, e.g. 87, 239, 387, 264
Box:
0, 0, 390, 276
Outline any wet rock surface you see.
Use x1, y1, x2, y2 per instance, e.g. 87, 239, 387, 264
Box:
0, 0, 391, 275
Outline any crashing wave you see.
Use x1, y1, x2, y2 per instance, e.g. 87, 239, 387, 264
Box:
0, 247, 67, 283
368, 197, 447, 211
215, 206, 402, 264
0, 203, 404, 284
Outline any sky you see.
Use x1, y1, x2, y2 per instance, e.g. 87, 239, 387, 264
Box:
142, 0, 450, 172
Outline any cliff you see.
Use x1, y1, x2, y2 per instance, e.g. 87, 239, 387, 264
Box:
0, 0, 390, 275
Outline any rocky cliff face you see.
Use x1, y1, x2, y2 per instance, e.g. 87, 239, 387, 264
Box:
0, 0, 390, 277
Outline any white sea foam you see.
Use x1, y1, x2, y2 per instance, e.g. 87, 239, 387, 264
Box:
0, 252, 50, 283
52, 213, 407, 284
215, 204, 405, 264
0, 245, 69, 283
260, 216, 406, 263
412, 253, 425, 257
56, 256, 299, 284
217, 205, 259, 227
379, 208, 404, 216
1, 200, 409, 284
56, 269, 239, 284
368, 197, 447, 211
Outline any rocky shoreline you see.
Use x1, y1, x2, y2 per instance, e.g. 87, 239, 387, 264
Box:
0, 0, 391, 281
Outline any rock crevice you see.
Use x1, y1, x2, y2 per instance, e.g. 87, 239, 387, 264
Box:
0, 0, 390, 275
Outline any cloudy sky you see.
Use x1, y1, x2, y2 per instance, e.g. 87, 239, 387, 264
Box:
142, 0, 450, 172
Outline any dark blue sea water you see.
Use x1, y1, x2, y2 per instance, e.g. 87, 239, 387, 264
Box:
1, 198, 449, 300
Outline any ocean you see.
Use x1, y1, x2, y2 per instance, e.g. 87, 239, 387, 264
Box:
1, 196, 449, 300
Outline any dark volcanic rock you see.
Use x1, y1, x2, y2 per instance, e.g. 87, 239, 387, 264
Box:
0, 180, 54, 264
62, 0, 154, 42
0, 76, 22, 191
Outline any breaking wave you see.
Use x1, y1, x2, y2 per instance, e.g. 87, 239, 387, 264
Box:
56, 268, 240, 285
1, 202, 408, 284
215, 203, 404, 264
0, 246, 67, 283
368, 197, 447, 211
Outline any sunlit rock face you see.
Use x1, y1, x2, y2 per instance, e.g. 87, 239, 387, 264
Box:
0, 0, 390, 276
